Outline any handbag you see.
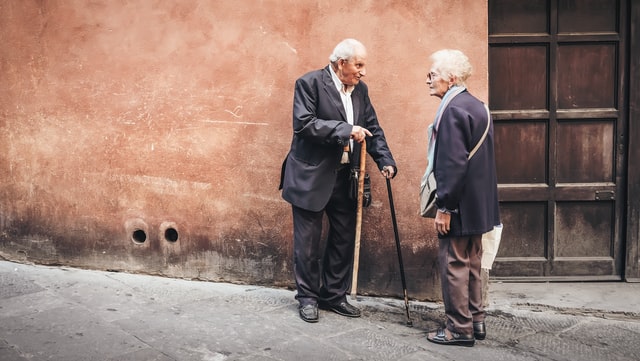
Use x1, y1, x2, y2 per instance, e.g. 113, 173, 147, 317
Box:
420, 104, 492, 218
350, 170, 371, 207
481, 223, 503, 269
419, 171, 438, 217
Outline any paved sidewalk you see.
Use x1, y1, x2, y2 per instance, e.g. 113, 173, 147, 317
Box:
1, 260, 639, 361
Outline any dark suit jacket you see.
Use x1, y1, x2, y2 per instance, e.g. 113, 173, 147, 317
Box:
434, 91, 500, 237
279, 65, 396, 212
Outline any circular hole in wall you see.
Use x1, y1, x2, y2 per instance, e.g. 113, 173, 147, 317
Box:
125, 218, 149, 245
159, 221, 179, 243
132, 229, 147, 243
164, 227, 179, 242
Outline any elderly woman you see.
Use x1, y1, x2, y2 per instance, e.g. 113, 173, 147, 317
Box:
424, 49, 500, 347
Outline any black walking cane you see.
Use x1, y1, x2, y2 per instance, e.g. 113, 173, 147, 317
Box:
386, 178, 413, 327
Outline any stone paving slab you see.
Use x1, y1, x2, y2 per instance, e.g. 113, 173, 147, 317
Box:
1, 261, 640, 361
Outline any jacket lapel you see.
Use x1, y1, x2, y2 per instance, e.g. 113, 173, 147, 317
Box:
351, 86, 361, 125
322, 66, 348, 122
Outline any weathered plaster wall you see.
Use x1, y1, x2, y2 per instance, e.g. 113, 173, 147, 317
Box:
0, 0, 488, 300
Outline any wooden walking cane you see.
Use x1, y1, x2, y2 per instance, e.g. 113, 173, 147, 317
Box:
350, 139, 366, 300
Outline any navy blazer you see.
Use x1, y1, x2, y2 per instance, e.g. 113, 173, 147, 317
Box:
433, 91, 500, 237
279, 65, 396, 212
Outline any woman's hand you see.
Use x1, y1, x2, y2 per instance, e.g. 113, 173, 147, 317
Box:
435, 210, 451, 235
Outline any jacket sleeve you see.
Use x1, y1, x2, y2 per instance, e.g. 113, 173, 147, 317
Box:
358, 84, 397, 173
292, 76, 352, 146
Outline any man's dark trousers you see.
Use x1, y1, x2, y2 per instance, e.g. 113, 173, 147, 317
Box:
292, 166, 356, 306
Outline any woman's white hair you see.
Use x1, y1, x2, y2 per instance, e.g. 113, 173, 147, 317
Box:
430, 49, 473, 86
329, 38, 366, 63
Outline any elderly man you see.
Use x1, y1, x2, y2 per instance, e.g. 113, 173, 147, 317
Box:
279, 38, 397, 323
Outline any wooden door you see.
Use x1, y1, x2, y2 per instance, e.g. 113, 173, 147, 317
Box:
488, 0, 628, 280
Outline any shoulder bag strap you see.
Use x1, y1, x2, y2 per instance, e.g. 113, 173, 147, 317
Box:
468, 104, 491, 160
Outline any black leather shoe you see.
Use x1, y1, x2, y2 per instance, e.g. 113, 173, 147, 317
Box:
320, 301, 361, 318
427, 328, 475, 347
298, 304, 318, 323
473, 321, 486, 340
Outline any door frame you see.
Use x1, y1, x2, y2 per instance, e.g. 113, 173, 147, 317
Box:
625, 0, 640, 281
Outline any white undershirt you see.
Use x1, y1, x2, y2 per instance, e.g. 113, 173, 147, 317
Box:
329, 64, 354, 151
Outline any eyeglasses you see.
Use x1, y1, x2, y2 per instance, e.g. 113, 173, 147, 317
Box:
427, 72, 441, 82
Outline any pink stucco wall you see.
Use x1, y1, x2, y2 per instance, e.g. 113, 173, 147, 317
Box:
0, 0, 487, 300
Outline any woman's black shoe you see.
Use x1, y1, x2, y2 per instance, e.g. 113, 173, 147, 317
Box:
427, 328, 475, 347
473, 321, 486, 340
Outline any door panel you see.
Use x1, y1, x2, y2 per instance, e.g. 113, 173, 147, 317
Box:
557, 44, 617, 109
557, 0, 618, 33
489, 46, 548, 111
498, 203, 547, 259
495, 122, 547, 183
489, 0, 627, 280
489, 1, 548, 34
556, 120, 615, 183
556, 202, 614, 258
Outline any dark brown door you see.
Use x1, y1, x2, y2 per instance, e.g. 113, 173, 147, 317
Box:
488, 0, 628, 280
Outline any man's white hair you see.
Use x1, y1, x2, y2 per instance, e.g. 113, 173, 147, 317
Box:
329, 39, 366, 63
